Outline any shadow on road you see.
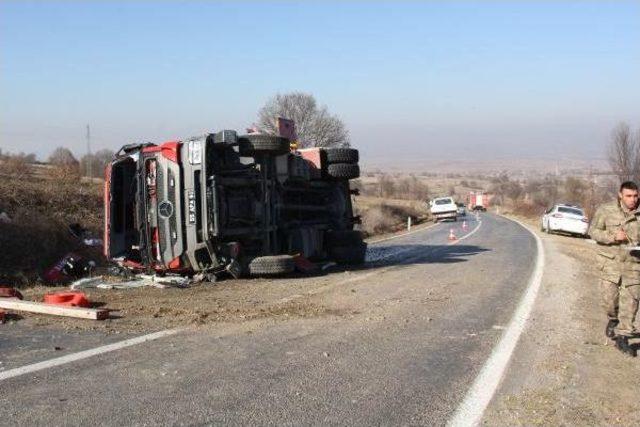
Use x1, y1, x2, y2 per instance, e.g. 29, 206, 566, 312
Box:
367, 243, 490, 267
315, 244, 491, 277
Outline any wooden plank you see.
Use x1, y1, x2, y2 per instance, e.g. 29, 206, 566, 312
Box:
0, 299, 109, 320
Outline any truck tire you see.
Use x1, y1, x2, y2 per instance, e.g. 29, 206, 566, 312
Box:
326, 230, 364, 247
325, 148, 359, 164
238, 135, 290, 156
330, 242, 367, 265
248, 255, 295, 276
326, 163, 360, 180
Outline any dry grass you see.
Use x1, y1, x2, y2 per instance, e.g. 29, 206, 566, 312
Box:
354, 196, 430, 236
510, 202, 545, 219
0, 174, 104, 285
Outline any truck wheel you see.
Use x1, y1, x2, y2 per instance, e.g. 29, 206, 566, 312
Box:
325, 148, 359, 164
238, 135, 290, 156
326, 163, 360, 180
247, 255, 295, 276
326, 230, 364, 247
330, 242, 367, 265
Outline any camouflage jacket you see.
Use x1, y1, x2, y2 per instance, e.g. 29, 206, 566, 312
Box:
589, 200, 640, 284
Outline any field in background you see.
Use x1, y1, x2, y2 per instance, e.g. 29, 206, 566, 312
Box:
0, 164, 104, 285
352, 172, 493, 235
1, 156, 612, 285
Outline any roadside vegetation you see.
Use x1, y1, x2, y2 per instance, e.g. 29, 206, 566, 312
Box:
0, 149, 105, 285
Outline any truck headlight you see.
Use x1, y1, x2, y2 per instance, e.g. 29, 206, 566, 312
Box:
188, 140, 202, 165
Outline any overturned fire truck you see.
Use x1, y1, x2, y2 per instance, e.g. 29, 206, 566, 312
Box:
104, 129, 365, 279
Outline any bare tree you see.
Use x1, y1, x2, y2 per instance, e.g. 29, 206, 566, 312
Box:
257, 92, 350, 148
49, 147, 78, 167
80, 149, 114, 178
377, 174, 396, 198
505, 180, 523, 204
608, 122, 640, 183
562, 176, 587, 206
48, 147, 80, 180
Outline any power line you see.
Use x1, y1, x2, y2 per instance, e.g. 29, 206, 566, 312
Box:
86, 124, 91, 178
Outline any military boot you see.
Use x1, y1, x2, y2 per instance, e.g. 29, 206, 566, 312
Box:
615, 336, 636, 357
606, 319, 619, 339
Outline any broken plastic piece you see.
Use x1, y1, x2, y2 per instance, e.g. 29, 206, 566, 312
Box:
44, 292, 91, 308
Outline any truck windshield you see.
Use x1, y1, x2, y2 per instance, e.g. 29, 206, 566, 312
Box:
435, 199, 453, 205
107, 157, 140, 259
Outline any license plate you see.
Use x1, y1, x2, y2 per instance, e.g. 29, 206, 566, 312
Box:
187, 190, 196, 225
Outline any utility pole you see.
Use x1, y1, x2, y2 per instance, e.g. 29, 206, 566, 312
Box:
86, 124, 91, 178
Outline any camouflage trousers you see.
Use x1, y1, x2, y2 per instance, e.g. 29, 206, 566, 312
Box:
617, 284, 640, 337
601, 278, 640, 336
599, 279, 620, 320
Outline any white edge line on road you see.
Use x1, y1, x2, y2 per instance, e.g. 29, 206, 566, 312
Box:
447, 216, 545, 427
353, 218, 483, 285
0, 217, 484, 382
368, 222, 438, 244
448, 219, 482, 245
0, 328, 182, 382
283, 217, 483, 302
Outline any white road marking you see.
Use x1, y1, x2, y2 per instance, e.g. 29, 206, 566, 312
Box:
368, 222, 438, 244
447, 216, 545, 427
354, 219, 484, 282
0, 328, 182, 382
281, 218, 483, 303
368, 219, 482, 262
1, 218, 484, 382
448, 219, 482, 245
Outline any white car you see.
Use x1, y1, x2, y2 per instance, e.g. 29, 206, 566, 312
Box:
430, 197, 458, 222
541, 204, 589, 237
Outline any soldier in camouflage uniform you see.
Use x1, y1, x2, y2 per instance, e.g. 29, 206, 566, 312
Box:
589, 181, 640, 357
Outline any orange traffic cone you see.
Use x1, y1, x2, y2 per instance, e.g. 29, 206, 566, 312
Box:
448, 228, 457, 241
462, 220, 468, 230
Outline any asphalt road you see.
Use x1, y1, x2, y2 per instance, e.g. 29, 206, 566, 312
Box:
0, 213, 537, 426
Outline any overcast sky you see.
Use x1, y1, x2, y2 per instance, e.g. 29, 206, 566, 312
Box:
1, 1, 639, 164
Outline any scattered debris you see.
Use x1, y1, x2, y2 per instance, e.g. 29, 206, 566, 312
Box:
0, 298, 110, 320
83, 238, 103, 247
0, 287, 23, 323
293, 254, 318, 273
0, 212, 11, 224
321, 262, 337, 271
44, 291, 91, 308
68, 277, 104, 290
69, 274, 192, 291
139, 274, 192, 288
68, 223, 103, 247
42, 253, 96, 284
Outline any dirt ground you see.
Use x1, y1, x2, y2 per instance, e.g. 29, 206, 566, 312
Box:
12, 272, 341, 334
483, 216, 640, 426
2, 210, 436, 333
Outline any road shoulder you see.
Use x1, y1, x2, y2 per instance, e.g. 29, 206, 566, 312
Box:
483, 219, 640, 426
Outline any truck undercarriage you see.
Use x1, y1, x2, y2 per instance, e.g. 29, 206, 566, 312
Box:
105, 131, 365, 279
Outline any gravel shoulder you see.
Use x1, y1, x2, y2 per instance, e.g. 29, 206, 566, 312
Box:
483, 216, 640, 426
